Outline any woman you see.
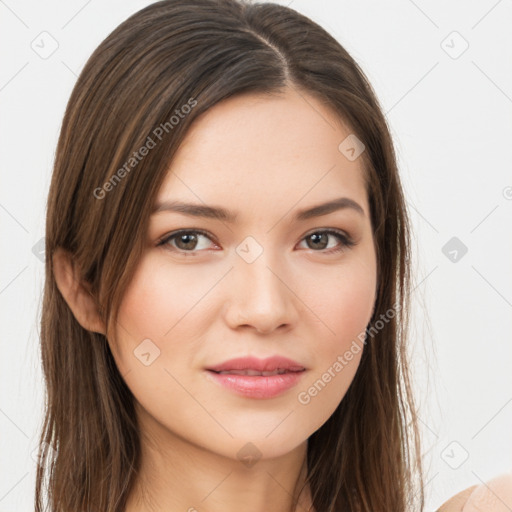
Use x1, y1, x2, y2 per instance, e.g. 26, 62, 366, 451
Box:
36, 0, 505, 511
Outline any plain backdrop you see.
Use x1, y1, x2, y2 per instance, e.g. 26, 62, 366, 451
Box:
1, 0, 511, 510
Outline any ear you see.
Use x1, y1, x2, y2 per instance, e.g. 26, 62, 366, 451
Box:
52, 247, 107, 335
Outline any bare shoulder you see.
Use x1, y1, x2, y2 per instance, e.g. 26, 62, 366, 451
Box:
436, 484, 478, 512
436, 473, 512, 512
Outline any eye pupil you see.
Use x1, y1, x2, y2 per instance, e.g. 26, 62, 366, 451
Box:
308, 233, 328, 250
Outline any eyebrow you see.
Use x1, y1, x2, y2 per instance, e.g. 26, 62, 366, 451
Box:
151, 196, 365, 222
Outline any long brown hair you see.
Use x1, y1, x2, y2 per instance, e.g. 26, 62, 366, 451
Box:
36, 0, 424, 510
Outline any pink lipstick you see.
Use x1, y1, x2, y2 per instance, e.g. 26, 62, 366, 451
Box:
205, 356, 306, 399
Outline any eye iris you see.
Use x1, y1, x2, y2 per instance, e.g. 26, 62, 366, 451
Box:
176, 233, 198, 250
308, 232, 328, 250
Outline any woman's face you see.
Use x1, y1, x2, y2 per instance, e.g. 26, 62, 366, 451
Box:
109, 86, 377, 461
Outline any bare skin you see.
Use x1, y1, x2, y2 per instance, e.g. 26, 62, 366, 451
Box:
53, 86, 378, 512
438, 473, 512, 511
437, 486, 478, 512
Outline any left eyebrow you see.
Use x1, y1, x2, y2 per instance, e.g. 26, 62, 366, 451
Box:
294, 197, 365, 220
151, 196, 365, 223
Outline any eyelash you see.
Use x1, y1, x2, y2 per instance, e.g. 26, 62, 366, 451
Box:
156, 228, 356, 257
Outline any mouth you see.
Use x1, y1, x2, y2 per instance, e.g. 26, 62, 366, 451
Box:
204, 367, 306, 399
204, 356, 307, 398
208, 368, 304, 376
206, 355, 306, 374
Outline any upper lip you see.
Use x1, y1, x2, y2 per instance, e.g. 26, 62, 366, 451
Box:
206, 356, 306, 373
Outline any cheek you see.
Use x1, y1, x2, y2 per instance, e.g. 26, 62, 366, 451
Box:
107, 254, 212, 423
296, 252, 376, 399
293, 260, 375, 428
109, 253, 203, 370
302, 255, 376, 347
331, 270, 375, 339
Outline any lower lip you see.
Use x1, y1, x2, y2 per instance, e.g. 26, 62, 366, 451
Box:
205, 370, 305, 399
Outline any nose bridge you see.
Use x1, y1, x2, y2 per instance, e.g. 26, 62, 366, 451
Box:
227, 235, 296, 331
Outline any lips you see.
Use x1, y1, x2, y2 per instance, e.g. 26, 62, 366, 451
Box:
206, 356, 306, 375
205, 356, 307, 399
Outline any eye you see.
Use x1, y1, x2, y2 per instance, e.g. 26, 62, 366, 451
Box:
297, 229, 355, 254
156, 228, 355, 256
157, 229, 217, 256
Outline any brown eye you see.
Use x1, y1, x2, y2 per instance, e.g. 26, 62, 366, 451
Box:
158, 229, 216, 255
299, 229, 355, 254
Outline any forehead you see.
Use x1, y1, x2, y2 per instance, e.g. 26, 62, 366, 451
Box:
156, 87, 369, 220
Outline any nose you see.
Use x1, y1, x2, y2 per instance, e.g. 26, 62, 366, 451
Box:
223, 253, 299, 334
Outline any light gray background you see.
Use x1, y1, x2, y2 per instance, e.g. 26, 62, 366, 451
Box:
1, 0, 511, 510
